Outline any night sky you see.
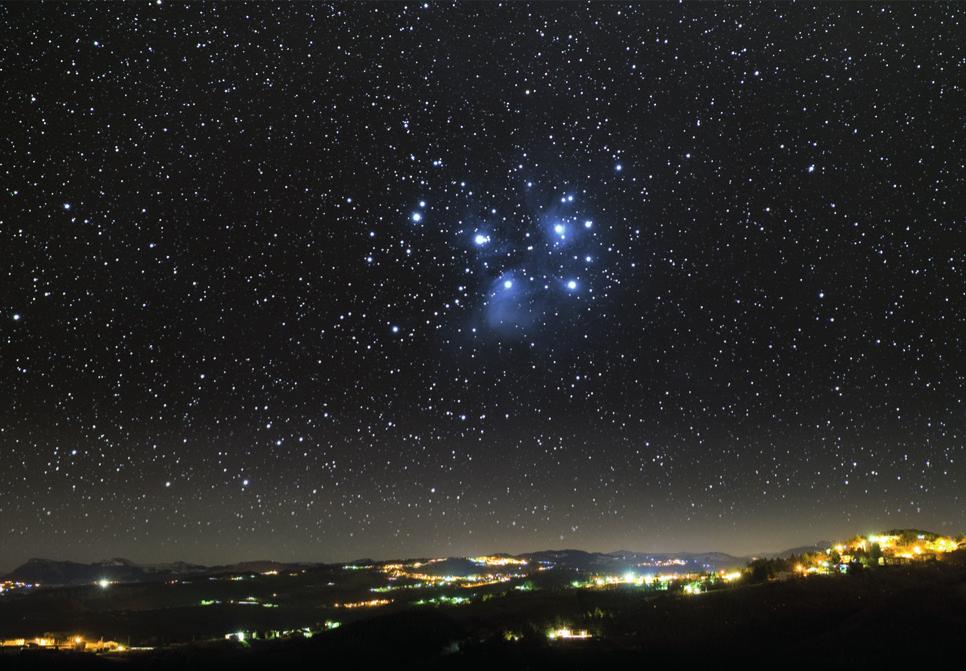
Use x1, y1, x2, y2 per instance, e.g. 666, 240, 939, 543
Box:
2, 3, 963, 570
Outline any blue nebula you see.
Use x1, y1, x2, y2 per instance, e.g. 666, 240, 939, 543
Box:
485, 273, 536, 332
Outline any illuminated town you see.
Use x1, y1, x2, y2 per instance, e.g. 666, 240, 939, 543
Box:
0, 580, 36, 595
790, 531, 963, 576
0, 636, 127, 653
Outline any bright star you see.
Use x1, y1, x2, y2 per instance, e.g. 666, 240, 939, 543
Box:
503, 280, 513, 289
473, 233, 489, 246
566, 280, 578, 290
411, 212, 422, 222
615, 163, 622, 172
391, 325, 400, 333
63, 203, 71, 210
12, 313, 21, 321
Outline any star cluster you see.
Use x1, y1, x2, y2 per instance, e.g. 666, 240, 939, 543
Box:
1, 3, 962, 568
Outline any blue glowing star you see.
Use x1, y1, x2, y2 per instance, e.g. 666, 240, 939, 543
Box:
63, 202, 71, 210
584, 220, 593, 229
554, 223, 566, 237
391, 325, 400, 333
503, 279, 513, 289
615, 163, 622, 172
411, 212, 422, 223
566, 280, 578, 290
474, 233, 489, 246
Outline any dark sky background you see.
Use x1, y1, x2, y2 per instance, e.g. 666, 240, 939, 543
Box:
2, 3, 963, 571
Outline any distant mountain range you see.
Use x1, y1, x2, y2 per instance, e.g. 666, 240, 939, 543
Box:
4, 549, 759, 586
517, 549, 751, 572
4, 557, 313, 586
8, 529, 960, 587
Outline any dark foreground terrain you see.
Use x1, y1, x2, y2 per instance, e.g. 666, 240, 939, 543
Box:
3, 551, 965, 670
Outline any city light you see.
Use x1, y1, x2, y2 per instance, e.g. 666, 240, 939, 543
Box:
335, 599, 391, 609
469, 555, 528, 567
794, 532, 961, 576
547, 627, 592, 640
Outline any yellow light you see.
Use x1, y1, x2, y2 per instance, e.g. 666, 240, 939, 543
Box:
336, 598, 391, 609
547, 627, 591, 640
470, 555, 527, 566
